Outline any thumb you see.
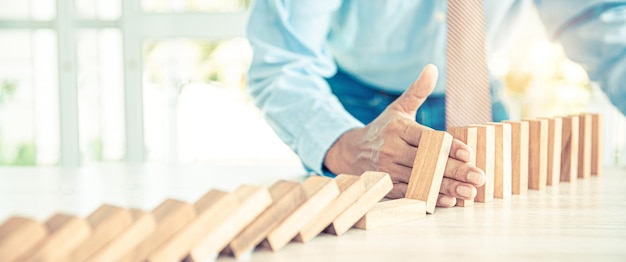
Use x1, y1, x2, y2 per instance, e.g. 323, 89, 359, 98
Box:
390, 64, 438, 117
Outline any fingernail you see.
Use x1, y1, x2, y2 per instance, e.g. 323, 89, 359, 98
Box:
456, 149, 470, 162
456, 185, 473, 198
467, 171, 485, 185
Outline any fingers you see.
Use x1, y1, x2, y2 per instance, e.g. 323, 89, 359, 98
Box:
439, 177, 477, 200
389, 64, 438, 117
450, 138, 473, 163
387, 183, 407, 199
436, 194, 456, 207
443, 157, 486, 187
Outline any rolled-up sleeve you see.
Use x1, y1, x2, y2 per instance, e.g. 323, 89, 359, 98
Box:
246, 0, 364, 174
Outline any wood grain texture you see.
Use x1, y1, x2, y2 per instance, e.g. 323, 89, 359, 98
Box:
590, 113, 603, 176
560, 116, 579, 182
447, 126, 478, 206
406, 130, 453, 213
503, 121, 529, 195
186, 185, 272, 262
296, 174, 365, 243
353, 198, 426, 229
0, 216, 48, 261
525, 119, 548, 190
224, 180, 306, 258
578, 114, 592, 179
85, 209, 156, 262
325, 171, 392, 236
544, 117, 563, 186
469, 125, 495, 202
17, 214, 91, 262
487, 122, 512, 199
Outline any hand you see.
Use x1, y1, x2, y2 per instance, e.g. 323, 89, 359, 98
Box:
323, 64, 486, 207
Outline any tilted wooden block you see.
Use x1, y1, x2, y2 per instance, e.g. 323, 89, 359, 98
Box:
263, 176, 339, 251
325, 171, 392, 236
66, 205, 133, 262
525, 119, 548, 190
544, 117, 563, 186
147, 190, 239, 262
85, 209, 157, 262
590, 113, 603, 176
578, 114, 592, 179
296, 174, 365, 243
503, 121, 529, 194
186, 185, 272, 262
447, 126, 478, 207
18, 214, 91, 262
0, 216, 48, 261
487, 122, 512, 199
560, 116, 579, 182
118, 199, 196, 262
224, 180, 306, 258
353, 198, 426, 230
469, 125, 495, 202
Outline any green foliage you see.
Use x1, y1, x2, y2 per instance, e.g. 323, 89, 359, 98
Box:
0, 79, 18, 104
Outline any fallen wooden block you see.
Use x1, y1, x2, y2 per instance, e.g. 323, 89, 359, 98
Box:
503, 121, 529, 194
147, 190, 239, 262
525, 119, 548, 190
544, 117, 563, 186
119, 199, 196, 262
325, 171, 392, 236
578, 114, 592, 179
224, 180, 306, 258
590, 113, 603, 176
446, 126, 478, 207
560, 116, 579, 182
296, 174, 365, 243
487, 122, 512, 199
66, 205, 133, 262
186, 185, 272, 262
405, 130, 453, 212
353, 198, 426, 229
263, 176, 339, 251
18, 214, 91, 262
0, 216, 48, 261
85, 209, 157, 262
469, 125, 495, 202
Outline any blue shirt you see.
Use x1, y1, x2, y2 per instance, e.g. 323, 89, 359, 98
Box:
246, 0, 626, 175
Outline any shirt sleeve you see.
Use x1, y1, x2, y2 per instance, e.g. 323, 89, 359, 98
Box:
246, 0, 364, 175
534, 1, 626, 115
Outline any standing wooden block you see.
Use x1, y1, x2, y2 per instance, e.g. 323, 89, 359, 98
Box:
469, 125, 495, 202
325, 171, 392, 236
119, 199, 196, 262
296, 174, 366, 243
503, 121, 529, 195
263, 176, 339, 251
447, 126, 478, 207
590, 113, 603, 176
578, 114, 592, 179
85, 209, 157, 262
525, 119, 548, 190
0, 216, 48, 261
406, 130, 453, 213
18, 214, 91, 262
186, 185, 272, 262
544, 117, 563, 186
353, 199, 426, 229
487, 122, 512, 199
147, 190, 239, 262
66, 205, 133, 262
560, 116, 579, 182
224, 181, 306, 258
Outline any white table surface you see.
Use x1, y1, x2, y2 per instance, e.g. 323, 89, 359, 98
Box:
1, 163, 625, 261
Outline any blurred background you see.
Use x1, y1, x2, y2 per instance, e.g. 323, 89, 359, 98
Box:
0, 0, 624, 168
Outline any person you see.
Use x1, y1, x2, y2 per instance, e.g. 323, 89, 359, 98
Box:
245, 1, 626, 207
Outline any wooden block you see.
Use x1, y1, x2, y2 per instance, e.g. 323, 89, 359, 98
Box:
544, 117, 563, 186
186, 185, 272, 262
405, 130, 453, 213
147, 190, 239, 262
525, 119, 548, 190
119, 199, 196, 262
325, 171, 393, 236
224, 180, 306, 258
469, 125, 495, 202
18, 214, 91, 262
503, 121, 529, 195
487, 122, 512, 199
353, 198, 426, 229
590, 113, 603, 176
296, 174, 366, 243
85, 209, 157, 262
263, 176, 339, 251
578, 114, 592, 179
447, 126, 478, 207
560, 116, 579, 182
0, 216, 48, 261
